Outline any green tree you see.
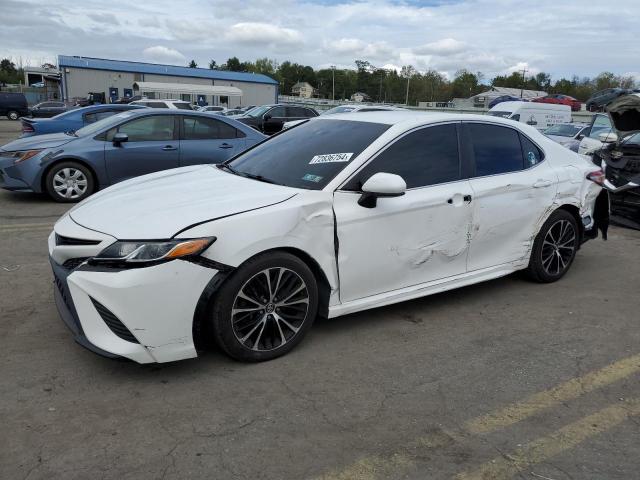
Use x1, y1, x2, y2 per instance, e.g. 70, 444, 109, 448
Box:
452, 69, 481, 98
188, 60, 198, 68
208, 59, 217, 70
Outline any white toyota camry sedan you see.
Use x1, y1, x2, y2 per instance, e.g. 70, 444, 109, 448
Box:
48, 111, 609, 363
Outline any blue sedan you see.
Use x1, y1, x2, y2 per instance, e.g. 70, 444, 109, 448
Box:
1, 109, 266, 202
20, 104, 146, 137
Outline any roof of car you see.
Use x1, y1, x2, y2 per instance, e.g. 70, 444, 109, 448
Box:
312, 110, 543, 131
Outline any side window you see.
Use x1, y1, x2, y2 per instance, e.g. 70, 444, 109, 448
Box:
84, 110, 117, 124
268, 107, 286, 118
467, 123, 524, 176
519, 134, 544, 168
114, 115, 175, 141
304, 108, 318, 117
588, 115, 612, 139
182, 116, 238, 140
286, 107, 303, 117
345, 124, 460, 190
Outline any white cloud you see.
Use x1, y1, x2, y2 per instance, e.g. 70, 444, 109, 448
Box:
413, 38, 467, 56
142, 46, 186, 64
326, 38, 393, 62
225, 22, 302, 47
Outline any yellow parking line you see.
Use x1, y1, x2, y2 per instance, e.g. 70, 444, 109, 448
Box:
311, 353, 640, 480
456, 398, 640, 480
466, 353, 640, 434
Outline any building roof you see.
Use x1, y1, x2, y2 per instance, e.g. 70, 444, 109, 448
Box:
292, 82, 314, 88
58, 55, 278, 86
133, 82, 242, 96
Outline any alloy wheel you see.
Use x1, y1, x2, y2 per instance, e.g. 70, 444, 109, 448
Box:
231, 267, 310, 351
53, 168, 88, 200
541, 219, 577, 276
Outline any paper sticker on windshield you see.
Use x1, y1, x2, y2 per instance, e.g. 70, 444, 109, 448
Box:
302, 174, 323, 183
309, 153, 353, 164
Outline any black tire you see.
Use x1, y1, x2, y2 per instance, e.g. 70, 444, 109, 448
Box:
7, 110, 19, 121
44, 161, 95, 203
210, 251, 318, 362
526, 209, 579, 283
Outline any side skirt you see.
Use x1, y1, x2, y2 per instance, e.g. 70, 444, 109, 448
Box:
328, 263, 519, 318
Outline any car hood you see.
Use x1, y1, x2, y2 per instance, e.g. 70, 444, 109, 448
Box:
68, 165, 299, 239
607, 93, 640, 136
0, 132, 75, 152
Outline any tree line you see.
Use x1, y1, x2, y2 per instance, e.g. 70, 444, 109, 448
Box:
190, 56, 638, 104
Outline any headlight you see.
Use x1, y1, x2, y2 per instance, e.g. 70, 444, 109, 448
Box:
0, 149, 43, 164
90, 237, 215, 266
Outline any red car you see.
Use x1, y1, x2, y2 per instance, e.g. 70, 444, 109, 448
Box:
532, 94, 582, 111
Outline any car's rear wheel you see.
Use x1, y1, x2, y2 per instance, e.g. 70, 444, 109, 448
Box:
44, 161, 95, 203
526, 210, 579, 283
210, 252, 318, 362
7, 111, 19, 120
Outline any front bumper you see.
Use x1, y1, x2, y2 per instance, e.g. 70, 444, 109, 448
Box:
49, 217, 218, 363
0, 156, 40, 192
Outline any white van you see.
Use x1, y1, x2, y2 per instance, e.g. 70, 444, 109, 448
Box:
487, 102, 571, 131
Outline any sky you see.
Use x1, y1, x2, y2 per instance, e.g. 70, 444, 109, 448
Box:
2, 0, 639, 81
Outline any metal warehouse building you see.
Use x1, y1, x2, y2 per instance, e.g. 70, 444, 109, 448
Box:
58, 55, 278, 107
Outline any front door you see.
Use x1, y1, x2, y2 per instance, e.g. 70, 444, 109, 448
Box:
461, 122, 558, 271
262, 106, 287, 135
333, 123, 474, 303
179, 115, 245, 166
104, 114, 180, 185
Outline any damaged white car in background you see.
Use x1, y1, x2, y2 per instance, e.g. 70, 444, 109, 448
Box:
48, 111, 608, 364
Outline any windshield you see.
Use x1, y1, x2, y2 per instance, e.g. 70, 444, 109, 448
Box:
323, 106, 357, 115
75, 111, 138, 137
544, 124, 583, 137
227, 119, 390, 190
246, 106, 272, 118
487, 111, 511, 118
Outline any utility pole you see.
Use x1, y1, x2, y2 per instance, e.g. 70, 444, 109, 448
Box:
520, 67, 528, 98
331, 65, 335, 101
406, 75, 410, 105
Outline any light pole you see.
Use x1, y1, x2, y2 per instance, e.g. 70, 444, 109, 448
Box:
331, 65, 335, 101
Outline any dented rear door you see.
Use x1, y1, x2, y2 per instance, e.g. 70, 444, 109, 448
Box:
462, 122, 558, 272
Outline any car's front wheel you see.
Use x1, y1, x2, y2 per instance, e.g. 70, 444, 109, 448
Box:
210, 252, 318, 362
44, 161, 95, 202
7, 111, 19, 120
526, 209, 579, 283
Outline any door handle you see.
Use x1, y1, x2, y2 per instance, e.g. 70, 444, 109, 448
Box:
162, 145, 177, 151
533, 179, 553, 188
447, 194, 472, 205
219, 143, 234, 149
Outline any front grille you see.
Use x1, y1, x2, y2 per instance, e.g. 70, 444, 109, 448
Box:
62, 257, 89, 270
90, 298, 139, 344
56, 234, 101, 246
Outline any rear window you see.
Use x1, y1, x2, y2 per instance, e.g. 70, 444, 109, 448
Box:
228, 119, 390, 190
173, 103, 192, 110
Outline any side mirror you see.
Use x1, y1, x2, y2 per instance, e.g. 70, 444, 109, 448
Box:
263, 114, 272, 121
113, 132, 129, 145
576, 133, 585, 140
358, 172, 406, 208
598, 132, 618, 143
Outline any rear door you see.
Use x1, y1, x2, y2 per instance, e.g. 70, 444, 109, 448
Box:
104, 114, 180, 185
179, 115, 246, 166
462, 122, 557, 271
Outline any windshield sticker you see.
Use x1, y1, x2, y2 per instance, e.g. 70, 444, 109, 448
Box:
302, 174, 323, 183
309, 152, 354, 164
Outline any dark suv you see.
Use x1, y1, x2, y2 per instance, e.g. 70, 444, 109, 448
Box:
0, 92, 29, 120
234, 104, 318, 134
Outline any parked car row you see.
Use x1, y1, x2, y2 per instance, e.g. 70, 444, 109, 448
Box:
0, 109, 266, 201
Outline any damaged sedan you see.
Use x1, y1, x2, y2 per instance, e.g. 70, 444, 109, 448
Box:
49, 111, 608, 363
